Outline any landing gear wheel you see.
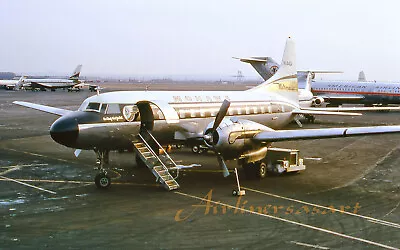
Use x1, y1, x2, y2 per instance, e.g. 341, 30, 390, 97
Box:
192, 145, 200, 154
95, 173, 111, 189
256, 162, 267, 179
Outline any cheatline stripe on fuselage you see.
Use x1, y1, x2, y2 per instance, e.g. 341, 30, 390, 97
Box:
313, 89, 400, 97
77, 101, 296, 130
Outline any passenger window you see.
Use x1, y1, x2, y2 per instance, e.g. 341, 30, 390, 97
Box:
106, 104, 121, 114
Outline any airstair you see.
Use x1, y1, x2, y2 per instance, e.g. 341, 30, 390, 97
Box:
133, 130, 180, 191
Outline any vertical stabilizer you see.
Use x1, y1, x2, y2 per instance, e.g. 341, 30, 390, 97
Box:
69, 64, 82, 79
247, 37, 298, 102
14, 76, 26, 90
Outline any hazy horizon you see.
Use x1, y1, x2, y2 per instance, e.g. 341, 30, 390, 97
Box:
2, 0, 400, 82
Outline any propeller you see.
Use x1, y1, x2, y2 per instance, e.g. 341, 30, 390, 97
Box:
74, 149, 82, 157
204, 99, 231, 177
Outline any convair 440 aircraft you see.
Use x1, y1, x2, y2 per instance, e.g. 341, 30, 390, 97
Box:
14, 38, 400, 191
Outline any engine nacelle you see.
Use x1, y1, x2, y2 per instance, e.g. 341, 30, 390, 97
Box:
204, 117, 274, 160
312, 97, 325, 107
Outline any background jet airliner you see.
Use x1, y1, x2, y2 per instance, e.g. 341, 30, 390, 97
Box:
239, 57, 400, 107
13, 38, 400, 191
235, 56, 400, 123
311, 71, 400, 106
22, 64, 84, 91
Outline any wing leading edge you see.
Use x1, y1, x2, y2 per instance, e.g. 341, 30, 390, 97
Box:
13, 101, 72, 116
253, 125, 400, 142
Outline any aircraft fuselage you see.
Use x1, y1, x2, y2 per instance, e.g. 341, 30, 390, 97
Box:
50, 90, 297, 150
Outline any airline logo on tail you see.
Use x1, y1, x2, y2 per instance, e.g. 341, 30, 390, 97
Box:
247, 37, 298, 103
69, 64, 82, 79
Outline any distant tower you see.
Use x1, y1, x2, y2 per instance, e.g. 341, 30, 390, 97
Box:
358, 71, 366, 81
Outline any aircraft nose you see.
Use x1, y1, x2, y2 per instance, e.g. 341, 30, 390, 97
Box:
50, 116, 79, 147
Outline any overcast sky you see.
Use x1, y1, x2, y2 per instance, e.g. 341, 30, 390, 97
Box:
1, 0, 400, 81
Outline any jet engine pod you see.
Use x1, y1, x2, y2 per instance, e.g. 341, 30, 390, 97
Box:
312, 97, 325, 107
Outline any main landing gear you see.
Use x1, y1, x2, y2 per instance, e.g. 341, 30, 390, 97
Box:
242, 160, 268, 179
94, 149, 111, 189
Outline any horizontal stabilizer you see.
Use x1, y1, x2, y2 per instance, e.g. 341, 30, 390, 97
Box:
232, 57, 268, 63
254, 125, 400, 142
13, 101, 71, 116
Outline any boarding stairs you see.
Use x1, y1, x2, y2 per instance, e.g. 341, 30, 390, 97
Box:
132, 130, 180, 191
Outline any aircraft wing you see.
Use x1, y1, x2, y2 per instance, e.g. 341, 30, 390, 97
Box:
304, 106, 400, 112
13, 101, 72, 116
253, 125, 400, 142
30, 82, 55, 88
31, 81, 76, 89
293, 109, 361, 116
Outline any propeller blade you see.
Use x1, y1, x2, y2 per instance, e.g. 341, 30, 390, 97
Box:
217, 154, 230, 177
74, 149, 82, 157
212, 99, 231, 131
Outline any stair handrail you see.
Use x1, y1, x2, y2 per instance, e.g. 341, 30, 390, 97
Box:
137, 133, 170, 177
142, 130, 180, 178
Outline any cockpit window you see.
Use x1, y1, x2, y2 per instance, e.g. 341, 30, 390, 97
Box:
86, 102, 101, 112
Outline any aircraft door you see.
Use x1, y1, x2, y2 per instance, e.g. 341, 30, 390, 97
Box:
136, 102, 154, 132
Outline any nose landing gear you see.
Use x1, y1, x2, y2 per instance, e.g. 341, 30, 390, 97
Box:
94, 149, 111, 189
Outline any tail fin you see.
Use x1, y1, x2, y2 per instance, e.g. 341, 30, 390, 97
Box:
69, 64, 82, 79
14, 76, 26, 90
358, 71, 366, 81
247, 37, 298, 102
233, 57, 279, 81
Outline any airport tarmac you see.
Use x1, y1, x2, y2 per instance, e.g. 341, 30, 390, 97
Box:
0, 86, 399, 249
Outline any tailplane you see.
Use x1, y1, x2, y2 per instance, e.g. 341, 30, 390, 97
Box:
69, 64, 82, 79
247, 37, 298, 102
233, 56, 279, 81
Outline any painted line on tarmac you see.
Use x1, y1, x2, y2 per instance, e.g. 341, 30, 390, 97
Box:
243, 186, 400, 230
290, 241, 329, 249
175, 191, 398, 250
3, 148, 92, 167
0, 175, 57, 195
0, 163, 48, 175
367, 219, 400, 229
2, 147, 122, 180
0, 178, 160, 187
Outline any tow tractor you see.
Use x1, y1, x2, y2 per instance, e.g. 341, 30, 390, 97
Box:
266, 147, 306, 174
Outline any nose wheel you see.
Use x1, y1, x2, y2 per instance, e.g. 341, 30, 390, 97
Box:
95, 172, 111, 189
94, 149, 111, 189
